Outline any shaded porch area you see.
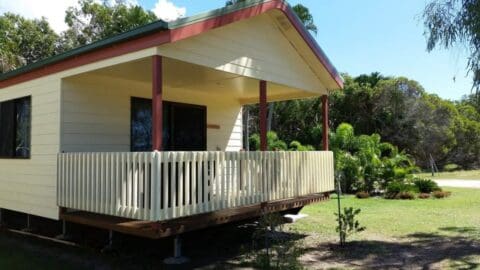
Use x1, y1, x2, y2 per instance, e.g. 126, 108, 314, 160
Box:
57, 55, 334, 236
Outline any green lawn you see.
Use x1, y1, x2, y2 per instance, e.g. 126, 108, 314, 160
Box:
416, 169, 480, 180
290, 188, 480, 269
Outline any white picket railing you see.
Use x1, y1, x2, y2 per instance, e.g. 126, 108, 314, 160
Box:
57, 151, 334, 221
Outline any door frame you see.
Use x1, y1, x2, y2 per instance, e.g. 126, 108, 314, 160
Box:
130, 97, 207, 151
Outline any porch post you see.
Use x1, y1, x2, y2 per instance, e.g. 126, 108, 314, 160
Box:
152, 55, 163, 151
259, 80, 267, 151
322, 95, 329, 151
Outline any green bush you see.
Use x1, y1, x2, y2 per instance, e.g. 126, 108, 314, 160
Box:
385, 181, 416, 199
332, 123, 417, 194
413, 178, 441, 193
443, 163, 461, 172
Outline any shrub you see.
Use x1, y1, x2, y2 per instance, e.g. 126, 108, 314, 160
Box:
397, 191, 415, 200
336, 207, 365, 246
443, 163, 461, 172
385, 181, 415, 199
355, 191, 370, 199
414, 178, 441, 193
433, 190, 452, 199
418, 193, 431, 199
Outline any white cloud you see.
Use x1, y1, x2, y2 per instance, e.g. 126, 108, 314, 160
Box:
0, 0, 78, 33
152, 0, 186, 22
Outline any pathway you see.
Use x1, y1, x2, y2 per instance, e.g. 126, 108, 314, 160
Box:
434, 179, 480, 189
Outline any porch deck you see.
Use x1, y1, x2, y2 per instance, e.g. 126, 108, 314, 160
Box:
57, 151, 334, 223
59, 192, 329, 239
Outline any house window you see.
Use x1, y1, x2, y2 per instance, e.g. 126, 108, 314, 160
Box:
130, 97, 206, 151
0, 96, 31, 158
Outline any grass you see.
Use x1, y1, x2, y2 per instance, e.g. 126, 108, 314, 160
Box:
415, 169, 480, 180
290, 188, 480, 269
293, 188, 480, 239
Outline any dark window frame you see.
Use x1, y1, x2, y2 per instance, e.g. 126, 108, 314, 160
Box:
0, 96, 32, 159
130, 97, 207, 152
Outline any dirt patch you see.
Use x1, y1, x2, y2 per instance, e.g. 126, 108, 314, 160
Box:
300, 229, 480, 269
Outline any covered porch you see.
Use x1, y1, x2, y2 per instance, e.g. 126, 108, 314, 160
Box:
57, 54, 334, 227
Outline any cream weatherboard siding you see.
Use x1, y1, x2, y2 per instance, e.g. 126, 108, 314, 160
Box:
159, 12, 328, 95
0, 77, 61, 219
61, 75, 243, 153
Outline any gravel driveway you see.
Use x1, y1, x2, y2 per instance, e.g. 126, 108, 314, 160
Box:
434, 179, 480, 189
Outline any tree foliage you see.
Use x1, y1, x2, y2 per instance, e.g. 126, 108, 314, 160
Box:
226, 0, 317, 34
246, 73, 480, 170
0, 13, 58, 72
59, 0, 158, 51
423, 0, 480, 90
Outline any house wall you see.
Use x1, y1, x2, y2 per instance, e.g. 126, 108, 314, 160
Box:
0, 48, 158, 220
158, 12, 327, 95
0, 77, 61, 219
61, 75, 243, 153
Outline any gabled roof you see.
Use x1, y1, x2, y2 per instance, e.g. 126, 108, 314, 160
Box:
0, 0, 343, 89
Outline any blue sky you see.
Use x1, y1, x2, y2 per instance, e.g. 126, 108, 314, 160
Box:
139, 0, 474, 100
0, 0, 473, 100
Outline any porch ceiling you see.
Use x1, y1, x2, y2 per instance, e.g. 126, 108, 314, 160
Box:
75, 57, 319, 104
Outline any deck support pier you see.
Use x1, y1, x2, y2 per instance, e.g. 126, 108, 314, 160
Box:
164, 236, 189, 265
101, 230, 115, 253
152, 55, 163, 151
55, 220, 72, 240
22, 214, 33, 232
321, 95, 329, 151
259, 80, 267, 151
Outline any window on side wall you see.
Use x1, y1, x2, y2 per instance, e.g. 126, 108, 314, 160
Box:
0, 96, 31, 158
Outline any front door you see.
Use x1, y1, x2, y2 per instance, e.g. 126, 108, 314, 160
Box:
131, 97, 206, 151
169, 103, 206, 151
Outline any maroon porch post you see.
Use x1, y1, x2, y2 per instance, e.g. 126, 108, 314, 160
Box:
152, 55, 163, 151
259, 80, 267, 151
321, 95, 329, 151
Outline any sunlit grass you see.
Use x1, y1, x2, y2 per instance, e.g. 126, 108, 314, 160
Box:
292, 188, 480, 241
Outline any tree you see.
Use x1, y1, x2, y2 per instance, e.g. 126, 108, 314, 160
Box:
226, 1, 317, 35
59, 0, 157, 51
422, 0, 480, 91
0, 13, 57, 73
291, 4, 317, 34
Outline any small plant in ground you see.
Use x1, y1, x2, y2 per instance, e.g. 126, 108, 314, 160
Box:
355, 191, 370, 199
433, 190, 452, 199
414, 178, 441, 193
418, 193, 431, 199
335, 207, 365, 246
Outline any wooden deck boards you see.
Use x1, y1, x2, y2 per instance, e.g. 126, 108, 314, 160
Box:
60, 192, 330, 239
